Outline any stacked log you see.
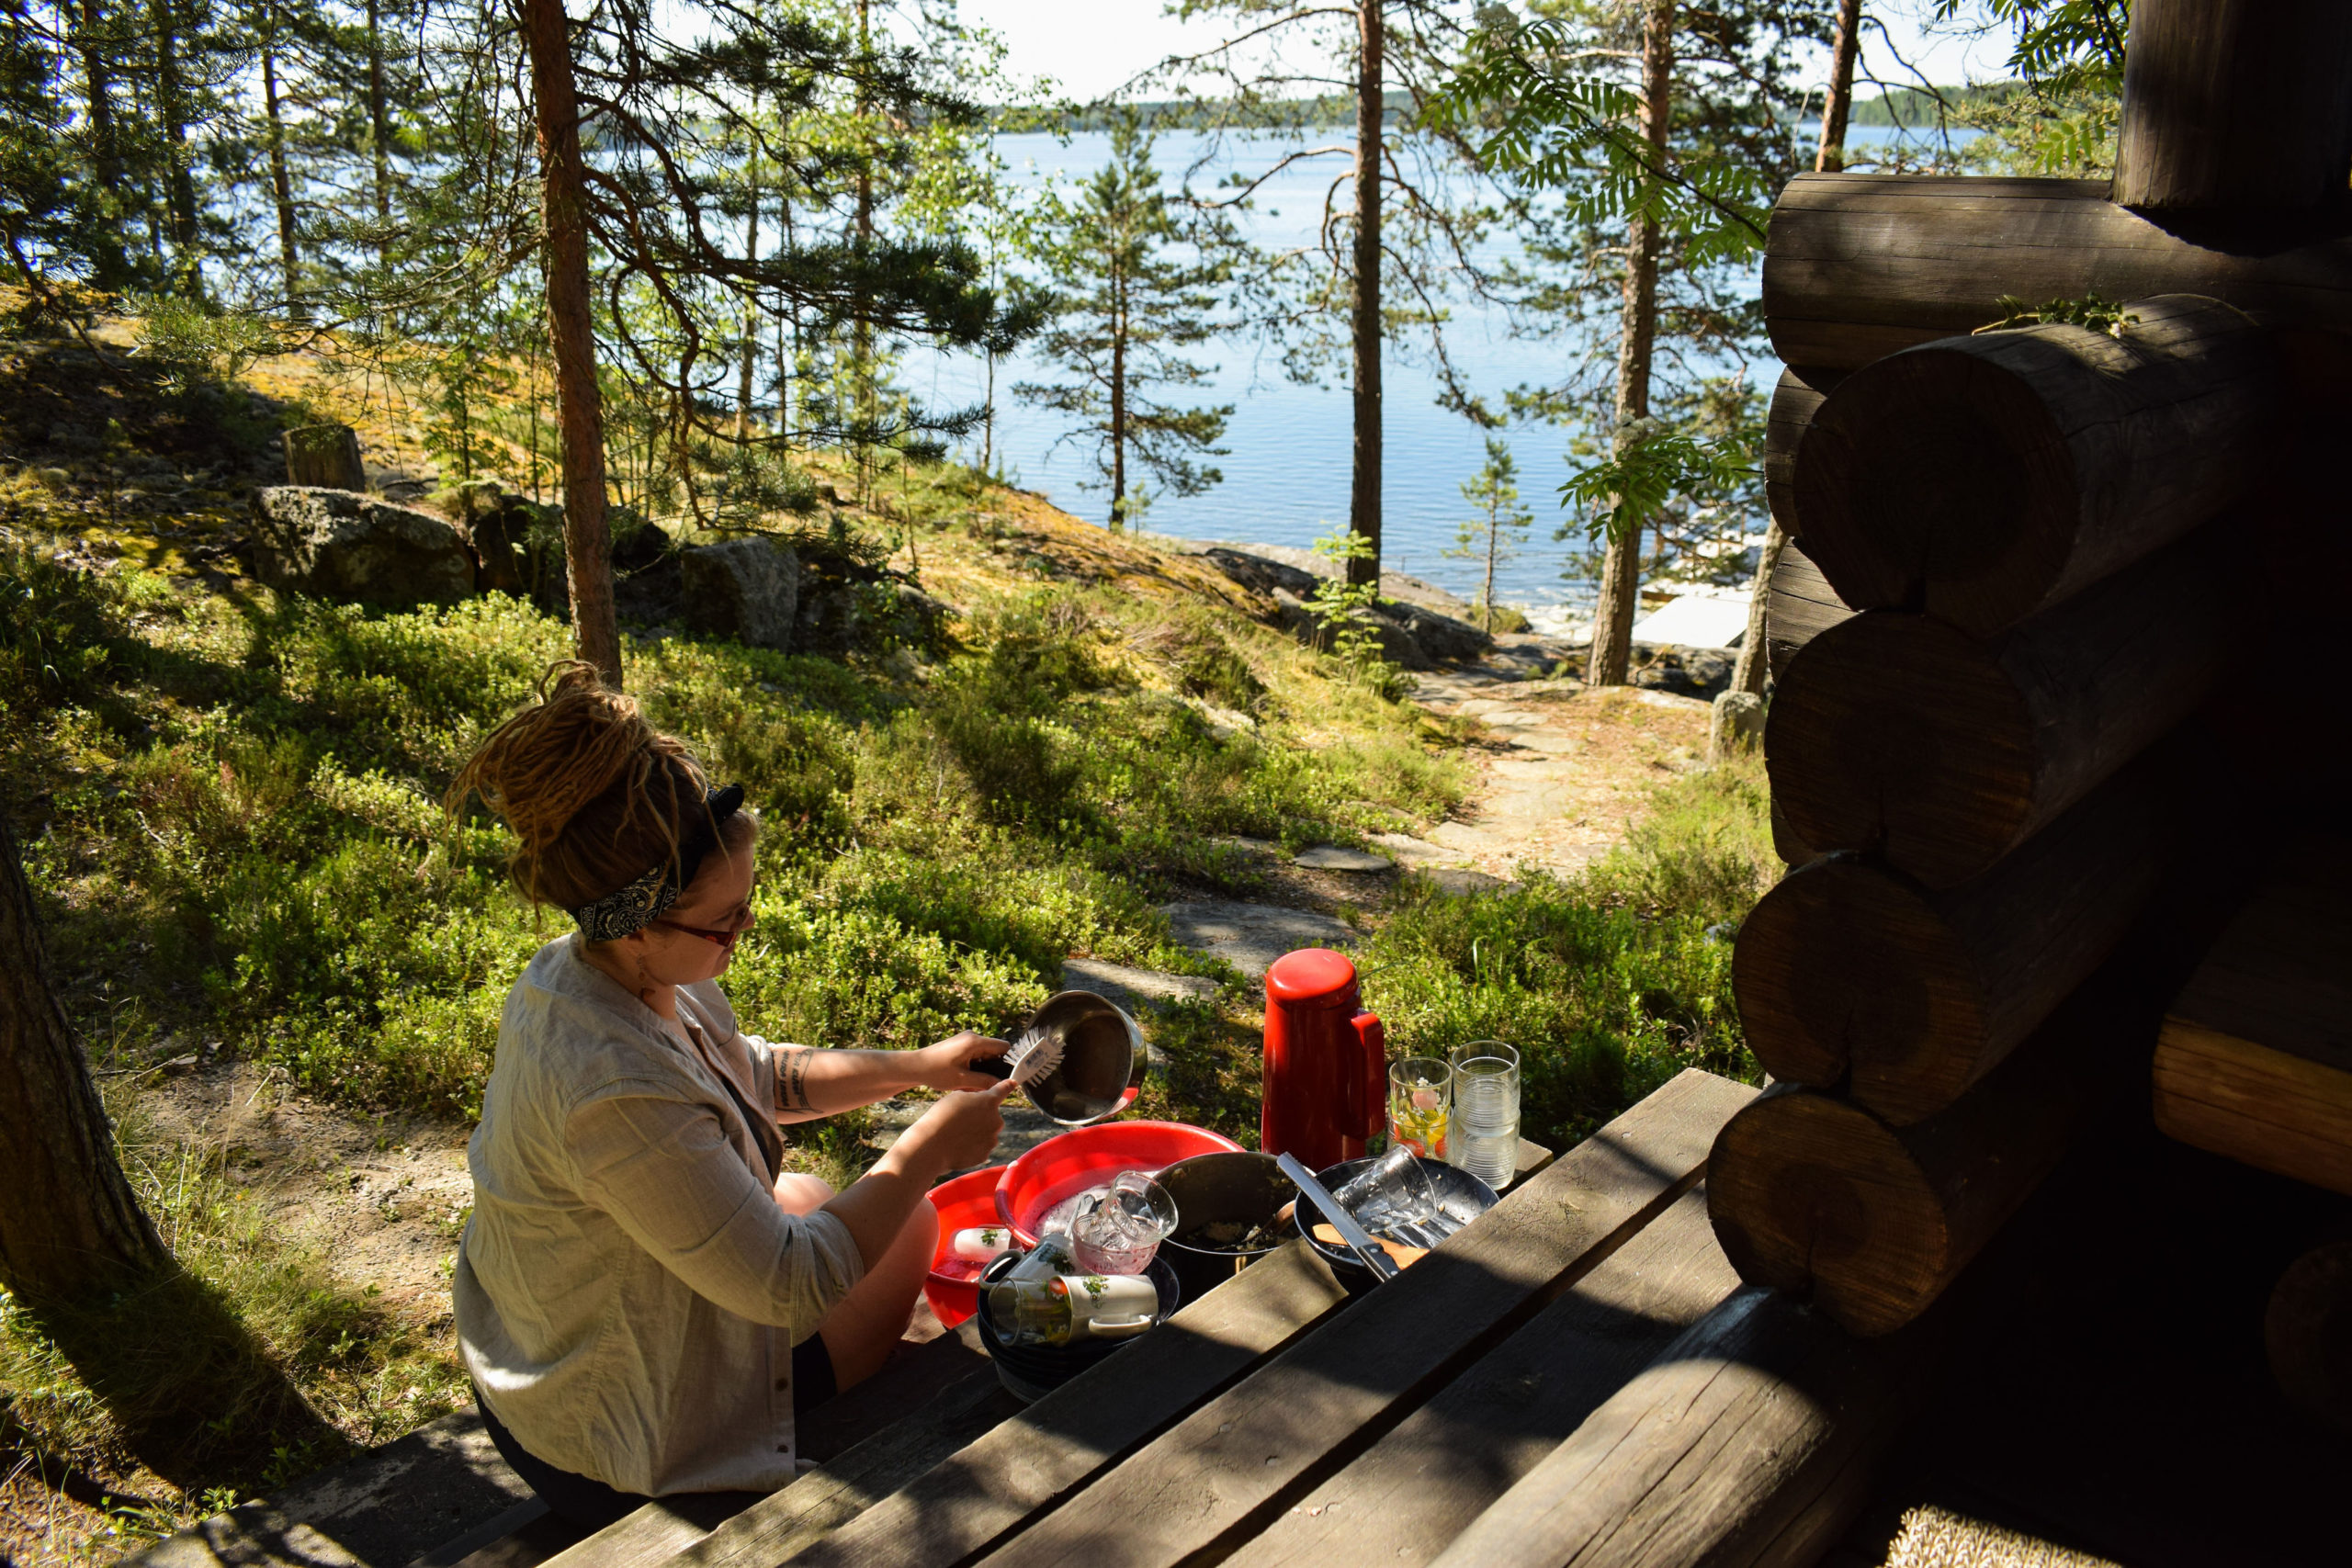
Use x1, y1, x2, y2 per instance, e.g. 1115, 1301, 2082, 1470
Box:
1710, 288, 2280, 1337
1792, 294, 2277, 633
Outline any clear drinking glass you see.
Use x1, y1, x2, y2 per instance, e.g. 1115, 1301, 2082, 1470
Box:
1331, 1144, 1445, 1247
1069, 1170, 1178, 1276
1388, 1055, 1453, 1159
1447, 1040, 1521, 1191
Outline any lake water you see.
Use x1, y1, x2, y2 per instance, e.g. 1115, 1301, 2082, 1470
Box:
913, 123, 1953, 629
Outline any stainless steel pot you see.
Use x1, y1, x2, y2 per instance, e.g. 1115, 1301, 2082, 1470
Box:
1010, 989, 1146, 1126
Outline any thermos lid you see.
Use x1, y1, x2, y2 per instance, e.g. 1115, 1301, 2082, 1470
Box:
1265, 948, 1360, 1009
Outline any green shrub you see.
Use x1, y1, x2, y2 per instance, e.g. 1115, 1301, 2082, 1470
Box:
7, 532, 1464, 1131
1358, 761, 1774, 1151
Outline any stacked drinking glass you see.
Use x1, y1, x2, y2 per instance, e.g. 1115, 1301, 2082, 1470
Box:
1446, 1040, 1521, 1191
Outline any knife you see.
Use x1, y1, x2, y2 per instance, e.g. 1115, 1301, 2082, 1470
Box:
1276, 1152, 1401, 1283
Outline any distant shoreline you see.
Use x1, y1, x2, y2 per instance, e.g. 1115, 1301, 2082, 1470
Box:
986, 84, 2015, 135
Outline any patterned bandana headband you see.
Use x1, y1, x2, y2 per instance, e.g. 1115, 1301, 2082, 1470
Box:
569, 784, 745, 942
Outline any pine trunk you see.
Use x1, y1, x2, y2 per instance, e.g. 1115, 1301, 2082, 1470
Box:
368, 0, 391, 273
1729, 0, 1859, 697
1586, 0, 1674, 686
149, 0, 201, 282
264, 39, 301, 313
852, 0, 875, 456
1346, 0, 1383, 589
522, 0, 621, 686
0, 817, 170, 1301
1110, 268, 1128, 530
1483, 519, 1498, 634
738, 96, 760, 441
75, 0, 131, 290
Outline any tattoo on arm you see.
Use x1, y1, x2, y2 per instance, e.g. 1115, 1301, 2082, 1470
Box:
776, 1047, 815, 1112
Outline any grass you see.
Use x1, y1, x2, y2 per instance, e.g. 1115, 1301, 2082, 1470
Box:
0, 350, 1775, 1555
1361, 757, 1775, 1147
0, 1092, 469, 1563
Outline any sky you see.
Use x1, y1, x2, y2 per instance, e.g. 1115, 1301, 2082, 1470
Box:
952, 0, 2019, 106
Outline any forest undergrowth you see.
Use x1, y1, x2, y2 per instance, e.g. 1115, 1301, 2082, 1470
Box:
0, 339, 1772, 1561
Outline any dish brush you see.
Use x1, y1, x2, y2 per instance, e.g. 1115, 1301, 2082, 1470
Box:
979, 1027, 1063, 1089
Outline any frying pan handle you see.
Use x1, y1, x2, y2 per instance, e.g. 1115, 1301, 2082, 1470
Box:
1351, 1011, 1387, 1141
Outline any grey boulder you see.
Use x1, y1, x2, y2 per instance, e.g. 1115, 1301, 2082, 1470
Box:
682, 537, 799, 649
248, 487, 475, 607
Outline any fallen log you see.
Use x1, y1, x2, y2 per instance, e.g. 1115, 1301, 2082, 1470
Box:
1766, 524, 2254, 887
1734, 754, 2172, 1116
1792, 294, 2278, 634
2114, 0, 2352, 214
1760, 174, 2352, 373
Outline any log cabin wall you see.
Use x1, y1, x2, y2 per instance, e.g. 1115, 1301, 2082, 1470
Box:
1708, 0, 2352, 1340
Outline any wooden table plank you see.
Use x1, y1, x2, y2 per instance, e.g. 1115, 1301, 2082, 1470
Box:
1424, 1285, 1935, 1568
975, 1068, 1757, 1568
1224, 1183, 1739, 1568
681, 1370, 1022, 1568
532, 1318, 1000, 1568
769, 1237, 1351, 1568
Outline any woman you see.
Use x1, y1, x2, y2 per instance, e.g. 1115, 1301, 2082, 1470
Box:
447, 662, 1012, 1528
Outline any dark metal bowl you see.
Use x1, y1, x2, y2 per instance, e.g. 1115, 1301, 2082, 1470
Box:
1157, 1152, 1296, 1303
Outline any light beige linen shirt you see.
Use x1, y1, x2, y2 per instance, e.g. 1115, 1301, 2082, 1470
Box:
454, 935, 865, 1495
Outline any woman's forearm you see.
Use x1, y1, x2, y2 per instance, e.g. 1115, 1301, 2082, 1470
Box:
819, 1141, 938, 1270
772, 1046, 926, 1121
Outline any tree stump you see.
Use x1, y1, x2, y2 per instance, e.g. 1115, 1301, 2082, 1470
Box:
283, 423, 367, 490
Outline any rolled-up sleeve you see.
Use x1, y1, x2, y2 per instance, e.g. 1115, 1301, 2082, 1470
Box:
568, 1091, 865, 1337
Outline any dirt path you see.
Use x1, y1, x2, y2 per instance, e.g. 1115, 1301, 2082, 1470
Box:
1393, 664, 1714, 885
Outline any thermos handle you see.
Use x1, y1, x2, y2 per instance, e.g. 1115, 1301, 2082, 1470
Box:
1351, 1011, 1386, 1140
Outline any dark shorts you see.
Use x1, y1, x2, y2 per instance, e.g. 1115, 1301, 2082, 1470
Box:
476, 1335, 839, 1530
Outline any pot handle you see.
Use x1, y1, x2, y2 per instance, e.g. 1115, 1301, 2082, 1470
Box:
1351, 1010, 1387, 1141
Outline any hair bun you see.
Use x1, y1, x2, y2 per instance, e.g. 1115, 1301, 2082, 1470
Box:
447, 660, 716, 912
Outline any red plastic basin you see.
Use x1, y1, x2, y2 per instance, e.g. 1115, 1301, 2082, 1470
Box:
994, 1121, 1246, 1245
923, 1165, 1012, 1327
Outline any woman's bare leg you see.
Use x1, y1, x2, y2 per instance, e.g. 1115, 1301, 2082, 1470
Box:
773, 1172, 938, 1393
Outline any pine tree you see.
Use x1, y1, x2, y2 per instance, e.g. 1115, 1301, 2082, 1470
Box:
1446, 435, 1532, 633
1156, 0, 1504, 585
1439, 0, 1811, 683
1015, 114, 1234, 532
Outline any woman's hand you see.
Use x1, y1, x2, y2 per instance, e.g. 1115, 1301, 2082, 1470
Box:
892, 1082, 1016, 1179
915, 1031, 1012, 1092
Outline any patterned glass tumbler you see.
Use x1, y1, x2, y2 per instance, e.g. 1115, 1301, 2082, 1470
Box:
1388, 1055, 1453, 1159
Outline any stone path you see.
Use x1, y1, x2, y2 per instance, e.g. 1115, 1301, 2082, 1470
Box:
1158, 900, 1360, 978
1130, 651, 1713, 998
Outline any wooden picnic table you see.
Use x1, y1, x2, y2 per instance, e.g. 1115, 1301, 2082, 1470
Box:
516, 1066, 1784, 1568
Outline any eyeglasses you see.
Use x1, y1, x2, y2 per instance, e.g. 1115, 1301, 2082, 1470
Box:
654, 906, 752, 946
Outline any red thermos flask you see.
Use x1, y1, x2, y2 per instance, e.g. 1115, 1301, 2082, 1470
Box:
1261, 948, 1386, 1171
